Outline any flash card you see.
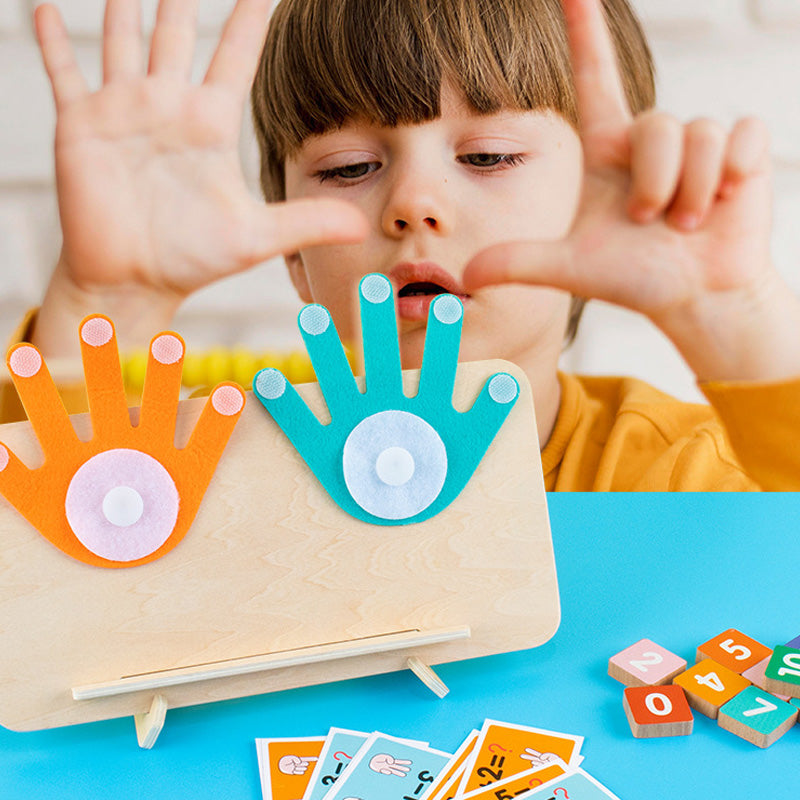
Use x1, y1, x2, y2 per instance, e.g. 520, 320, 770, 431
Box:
459, 759, 569, 800
457, 720, 584, 796
419, 730, 480, 800
303, 728, 371, 800
321, 732, 452, 800
256, 736, 325, 800
513, 768, 621, 800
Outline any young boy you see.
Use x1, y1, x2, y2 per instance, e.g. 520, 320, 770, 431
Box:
10, 0, 800, 490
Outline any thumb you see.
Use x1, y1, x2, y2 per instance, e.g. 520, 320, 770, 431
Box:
463, 239, 580, 295
246, 198, 369, 263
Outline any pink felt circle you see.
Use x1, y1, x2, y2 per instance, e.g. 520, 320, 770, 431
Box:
0, 445, 8, 472
80, 317, 113, 347
9, 346, 42, 378
65, 448, 179, 562
151, 334, 184, 365
211, 385, 244, 416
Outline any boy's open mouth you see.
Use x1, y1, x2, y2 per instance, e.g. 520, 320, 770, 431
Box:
389, 262, 469, 322
397, 282, 449, 298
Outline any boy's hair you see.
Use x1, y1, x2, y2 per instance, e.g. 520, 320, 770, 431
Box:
251, 0, 656, 342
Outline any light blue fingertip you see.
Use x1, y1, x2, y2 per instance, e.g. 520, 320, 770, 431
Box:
488, 374, 519, 404
299, 304, 330, 336
360, 273, 392, 304
432, 294, 463, 325
254, 368, 287, 400
418, 294, 463, 402
359, 273, 402, 399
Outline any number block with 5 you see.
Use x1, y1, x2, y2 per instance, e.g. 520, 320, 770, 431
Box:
718, 685, 798, 748
696, 629, 771, 673
608, 639, 687, 687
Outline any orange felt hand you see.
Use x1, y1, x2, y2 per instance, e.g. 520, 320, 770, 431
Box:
0, 315, 245, 568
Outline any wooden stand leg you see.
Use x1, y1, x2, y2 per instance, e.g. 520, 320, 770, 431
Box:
134, 694, 168, 749
407, 656, 449, 698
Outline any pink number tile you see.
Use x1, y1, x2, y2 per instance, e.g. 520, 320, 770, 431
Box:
609, 639, 687, 687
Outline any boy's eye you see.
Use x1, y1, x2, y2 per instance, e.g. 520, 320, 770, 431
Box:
459, 153, 526, 169
314, 162, 379, 183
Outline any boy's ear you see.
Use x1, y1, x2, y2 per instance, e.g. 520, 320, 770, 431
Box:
284, 252, 313, 303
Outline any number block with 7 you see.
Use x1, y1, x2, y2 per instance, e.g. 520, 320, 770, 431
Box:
696, 629, 771, 673
673, 659, 750, 719
764, 645, 800, 698
608, 639, 687, 687
718, 685, 798, 748
623, 685, 694, 738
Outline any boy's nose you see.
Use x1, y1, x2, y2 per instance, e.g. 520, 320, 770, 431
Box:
393, 217, 439, 232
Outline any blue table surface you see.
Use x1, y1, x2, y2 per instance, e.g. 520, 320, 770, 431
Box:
2, 493, 798, 799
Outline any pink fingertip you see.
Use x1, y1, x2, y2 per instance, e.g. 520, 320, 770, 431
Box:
80, 316, 114, 347
211, 385, 245, 416
151, 334, 184, 365
9, 346, 42, 378
0, 445, 8, 472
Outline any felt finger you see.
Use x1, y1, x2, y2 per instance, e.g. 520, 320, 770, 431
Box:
182, 381, 244, 464
34, 4, 90, 109
0, 443, 37, 512
627, 111, 683, 223
79, 315, 131, 440
103, 0, 144, 82
719, 116, 771, 198
148, 0, 199, 77
6, 344, 77, 454
560, 0, 631, 138
203, 0, 273, 102
359, 274, 403, 401
418, 295, 463, 403
243, 199, 369, 267
297, 304, 360, 415
667, 119, 727, 231
138, 332, 185, 438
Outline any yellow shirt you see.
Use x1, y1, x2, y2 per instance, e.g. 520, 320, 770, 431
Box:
2, 311, 798, 491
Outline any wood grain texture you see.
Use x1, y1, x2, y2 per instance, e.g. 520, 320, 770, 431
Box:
0, 360, 559, 732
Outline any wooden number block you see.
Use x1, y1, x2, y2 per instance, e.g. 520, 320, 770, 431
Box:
790, 697, 800, 713
718, 685, 799, 748
622, 685, 694, 738
673, 659, 750, 719
695, 629, 771, 673
764, 645, 800, 698
608, 639, 687, 687
785, 635, 800, 648
742, 656, 790, 700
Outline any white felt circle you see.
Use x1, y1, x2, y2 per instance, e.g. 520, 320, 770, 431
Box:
256, 368, 287, 400
299, 304, 331, 336
488, 374, 518, 404
375, 446, 415, 486
360, 274, 391, 304
433, 295, 463, 325
102, 486, 145, 527
65, 449, 179, 562
342, 410, 446, 520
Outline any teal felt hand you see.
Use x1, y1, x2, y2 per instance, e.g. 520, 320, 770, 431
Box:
253, 274, 519, 525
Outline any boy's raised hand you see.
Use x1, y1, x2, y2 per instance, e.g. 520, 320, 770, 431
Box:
33, 0, 367, 356
464, 0, 800, 384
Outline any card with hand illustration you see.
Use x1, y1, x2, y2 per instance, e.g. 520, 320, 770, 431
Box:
303, 728, 371, 800
256, 736, 325, 800
457, 720, 583, 796
459, 759, 569, 800
321, 732, 452, 800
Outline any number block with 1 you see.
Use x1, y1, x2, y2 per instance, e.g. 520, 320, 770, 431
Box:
764, 645, 800, 698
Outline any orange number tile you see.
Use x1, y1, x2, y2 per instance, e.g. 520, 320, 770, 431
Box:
696, 629, 771, 673
673, 659, 751, 718
623, 685, 694, 738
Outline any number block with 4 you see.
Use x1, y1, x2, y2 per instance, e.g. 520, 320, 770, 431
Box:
696, 629, 771, 673
718, 685, 798, 748
764, 645, 800, 698
622, 685, 694, 738
608, 639, 687, 687
673, 659, 750, 719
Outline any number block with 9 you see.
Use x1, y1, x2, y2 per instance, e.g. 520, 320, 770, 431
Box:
673, 659, 750, 719
764, 645, 800, 698
696, 629, 771, 673
622, 685, 694, 738
608, 639, 687, 687
718, 685, 798, 748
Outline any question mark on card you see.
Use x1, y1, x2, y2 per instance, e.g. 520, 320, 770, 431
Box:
334, 751, 351, 762
488, 743, 509, 754
554, 789, 569, 799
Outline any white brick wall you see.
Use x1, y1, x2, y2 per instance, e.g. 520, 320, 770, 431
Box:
1, 0, 799, 403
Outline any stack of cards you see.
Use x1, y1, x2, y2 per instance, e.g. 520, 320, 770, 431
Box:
256, 719, 621, 800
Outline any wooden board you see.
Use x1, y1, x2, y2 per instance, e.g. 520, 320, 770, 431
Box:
0, 359, 558, 732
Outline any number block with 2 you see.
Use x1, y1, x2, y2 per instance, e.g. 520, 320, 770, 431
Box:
622, 685, 694, 738
718, 685, 798, 748
673, 659, 750, 719
696, 629, 771, 673
608, 639, 687, 687
764, 645, 800, 698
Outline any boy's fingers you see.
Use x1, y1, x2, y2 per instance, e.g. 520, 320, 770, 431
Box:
204, 0, 273, 102
148, 0, 199, 78
103, 0, 143, 82
560, 0, 631, 141
34, 4, 90, 109
719, 116, 771, 196
247, 199, 369, 263
627, 111, 683, 223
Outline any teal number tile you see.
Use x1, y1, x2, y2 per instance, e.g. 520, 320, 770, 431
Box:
791, 697, 800, 712
720, 686, 797, 735
765, 645, 800, 689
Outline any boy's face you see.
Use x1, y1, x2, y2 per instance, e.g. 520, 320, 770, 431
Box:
283, 83, 583, 373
